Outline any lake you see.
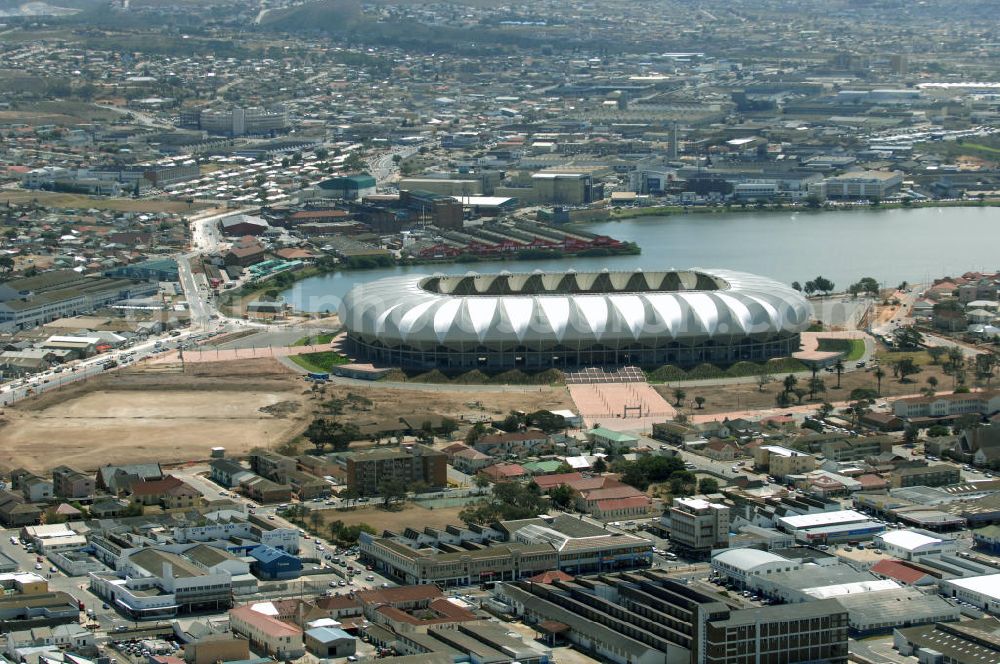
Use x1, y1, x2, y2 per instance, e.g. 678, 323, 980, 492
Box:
282, 206, 1000, 313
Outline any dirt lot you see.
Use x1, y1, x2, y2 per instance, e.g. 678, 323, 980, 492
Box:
312, 381, 574, 432
319, 503, 468, 533
0, 356, 572, 474
0, 359, 310, 473
0, 190, 209, 213
656, 357, 956, 417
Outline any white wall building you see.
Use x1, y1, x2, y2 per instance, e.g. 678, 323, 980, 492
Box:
711, 549, 800, 589
875, 529, 958, 561
940, 574, 1000, 614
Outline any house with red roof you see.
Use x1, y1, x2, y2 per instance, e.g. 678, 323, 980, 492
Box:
482, 463, 527, 482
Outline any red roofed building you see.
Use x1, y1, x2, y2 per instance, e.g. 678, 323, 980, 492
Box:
128, 475, 201, 509
482, 463, 528, 481
529, 570, 574, 584
229, 604, 304, 658
576, 485, 648, 513
592, 495, 652, 520
870, 559, 935, 587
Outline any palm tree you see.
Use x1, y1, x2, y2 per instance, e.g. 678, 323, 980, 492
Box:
834, 359, 845, 389
874, 366, 885, 395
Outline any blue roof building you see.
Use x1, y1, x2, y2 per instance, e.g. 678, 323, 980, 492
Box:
248, 544, 302, 580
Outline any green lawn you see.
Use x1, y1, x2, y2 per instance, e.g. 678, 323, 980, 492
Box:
289, 351, 350, 373
816, 338, 866, 362
292, 333, 337, 347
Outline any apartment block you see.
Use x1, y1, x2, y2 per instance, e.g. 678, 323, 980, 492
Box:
346, 444, 447, 496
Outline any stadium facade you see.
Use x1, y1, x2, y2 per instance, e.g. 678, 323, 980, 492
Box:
338, 268, 811, 370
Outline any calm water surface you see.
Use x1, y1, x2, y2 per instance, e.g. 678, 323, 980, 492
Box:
282, 206, 1000, 312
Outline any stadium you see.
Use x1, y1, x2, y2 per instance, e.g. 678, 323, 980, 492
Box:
338, 268, 811, 371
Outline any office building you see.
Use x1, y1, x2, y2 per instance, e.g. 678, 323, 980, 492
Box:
820, 171, 903, 200
666, 497, 730, 554
494, 570, 848, 664
345, 444, 447, 496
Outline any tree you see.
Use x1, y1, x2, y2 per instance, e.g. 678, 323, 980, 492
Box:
672, 388, 687, 406
756, 367, 773, 392
927, 347, 947, 365
308, 510, 322, 532
528, 410, 567, 433
874, 366, 886, 395
438, 418, 460, 436
893, 358, 921, 382
775, 391, 792, 407
338, 486, 359, 509
903, 424, 919, 445
893, 327, 924, 350
927, 375, 939, 391
465, 421, 488, 445
791, 281, 802, 291
496, 411, 525, 433
812, 276, 835, 294
473, 473, 490, 494
592, 457, 608, 473
804, 281, 816, 295
549, 484, 577, 509
808, 377, 826, 400
817, 402, 834, 419
782, 374, 798, 394
694, 396, 706, 409
975, 353, 998, 386
834, 359, 845, 389
792, 387, 808, 404
698, 477, 720, 494
304, 418, 360, 452
459, 481, 547, 525
378, 479, 408, 509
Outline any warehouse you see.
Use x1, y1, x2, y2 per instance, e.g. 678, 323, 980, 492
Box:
874, 529, 959, 561
940, 574, 1000, 614
776, 510, 884, 543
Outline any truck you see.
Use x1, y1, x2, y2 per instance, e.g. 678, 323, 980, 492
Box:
307, 372, 330, 382
102, 360, 118, 370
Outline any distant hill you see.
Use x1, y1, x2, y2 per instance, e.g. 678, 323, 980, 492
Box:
260, 0, 363, 33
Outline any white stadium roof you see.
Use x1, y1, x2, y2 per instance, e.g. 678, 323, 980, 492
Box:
339, 268, 811, 348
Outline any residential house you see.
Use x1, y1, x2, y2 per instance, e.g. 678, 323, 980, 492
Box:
0, 490, 42, 527
97, 463, 163, 494
129, 476, 202, 510
209, 459, 255, 488
586, 427, 639, 450
473, 431, 548, 456
481, 463, 528, 482
52, 466, 95, 500
702, 439, 740, 461
11, 470, 53, 502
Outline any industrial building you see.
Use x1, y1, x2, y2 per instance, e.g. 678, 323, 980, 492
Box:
776, 509, 884, 543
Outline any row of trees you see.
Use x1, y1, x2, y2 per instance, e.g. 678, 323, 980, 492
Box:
791, 276, 835, 295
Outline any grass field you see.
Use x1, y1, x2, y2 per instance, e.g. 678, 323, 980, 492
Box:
289, 351, 350, 373
0, 190, 209, 213
816, 338, 866, 362
293, 333, 337, 346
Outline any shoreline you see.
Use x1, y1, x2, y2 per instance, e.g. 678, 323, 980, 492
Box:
589, 198, 1000, 222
